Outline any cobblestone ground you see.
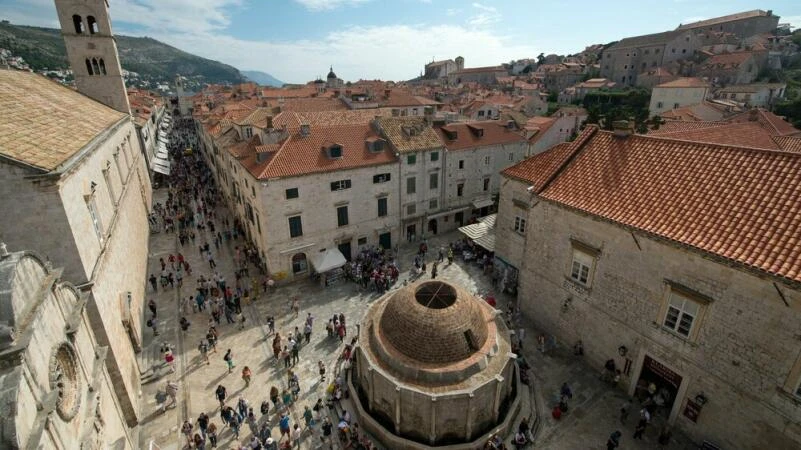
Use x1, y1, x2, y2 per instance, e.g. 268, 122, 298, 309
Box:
138, 188, 696, 450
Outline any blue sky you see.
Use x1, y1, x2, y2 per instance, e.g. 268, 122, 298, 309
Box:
3, 0, 800, 83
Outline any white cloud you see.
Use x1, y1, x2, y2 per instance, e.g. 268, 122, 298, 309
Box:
3, 0, 537, 83
142, 23, 536, 83
446, 8, 461, 16
292, 0, 372, 11
467, 2, 501, 27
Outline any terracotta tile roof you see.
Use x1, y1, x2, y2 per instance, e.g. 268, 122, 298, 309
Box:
375, 117, 443, 154
281, 97, 347, 112
659, 102, 728, 122
380, 89, 426, 108
256, 123, 396, 179
502, 142, 574, 191
677, 9, 771, 30
435, 121, 525, 151
728, 109, 801, 137
261, 86, 318, 98
525, 116, 558, 143
655, 77, 710, 89
272, 110, 391, 132
236, 107, 274, 127
649, 122, 781, 150
702, 52, 755, 69
227, 135, 262, 158
0, 70, 126, 172
649, 120, 732, 135
525, 126, 801, 283
772, 136, 801, 153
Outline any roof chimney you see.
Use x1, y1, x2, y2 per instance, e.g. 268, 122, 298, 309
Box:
300, 123, 310, 136
0, 242, 9, 259
612, 120, 634, 138
748, 108, 758, 121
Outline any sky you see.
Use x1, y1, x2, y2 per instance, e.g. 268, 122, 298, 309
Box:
3, 0, 800, 84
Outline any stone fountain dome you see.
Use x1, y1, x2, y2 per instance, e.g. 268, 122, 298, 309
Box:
378, 280, 489, 365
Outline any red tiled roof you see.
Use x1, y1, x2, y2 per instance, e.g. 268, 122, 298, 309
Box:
773, 136, 801, 153
728, 109, 801, 137
702, 52, 755, 69
655, 77, 710, 89
520, 126, 801, 283
281, 97, 347, 112
649, 120, 732, 135
256, 123, 396, 179
649, 122, 781, 150
435, 121, 525, 151
502, 142, 574, 191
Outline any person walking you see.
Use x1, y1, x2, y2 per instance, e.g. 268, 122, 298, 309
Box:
181, 420, 194, 447
633, 418, 647, 440
620, 399, 632, 424
279, 413, 291, 439
148, 298, 158, 317
242, 366, 252, 388
206, 422, 218, 448
198, 339, 210, 365
431, 261, 438, 279
196, 412, 210, 438
318, 360, 326, 383
161, 380, 179, 413
607, 430, 622, 450
164, 349, 176, 373
223, 349, 235, 373
215, 384, 227, 408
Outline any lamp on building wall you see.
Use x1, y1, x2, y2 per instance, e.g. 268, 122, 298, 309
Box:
694, 392, 708, 406
90, 181, 97, 194
618, 345, 628, 357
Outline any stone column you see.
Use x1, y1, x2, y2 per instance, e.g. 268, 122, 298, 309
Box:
367, 366, 375, 411
465, 392, 475, 440
492, 375, 504, 422
394, 386, 401, 434
430, 396, 437, 445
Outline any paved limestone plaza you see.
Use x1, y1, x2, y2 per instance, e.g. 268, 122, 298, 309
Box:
137, 186, 695, 450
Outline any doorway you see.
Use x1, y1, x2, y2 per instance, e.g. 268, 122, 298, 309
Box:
455, 212, 464, 226
428, 218, 438, 235
379, 232, 391, 251
406, 224, 416, 242
338, 241, 352, 261
635, 355, 681, 419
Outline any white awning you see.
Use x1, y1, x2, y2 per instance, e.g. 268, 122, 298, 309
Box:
474, 232, 496, 252
458, 222, 490, 240
156, 149, 169, 160
472, 198, 495, 209
478, 214, 496, 228
310, 248, 347, 273
151, 157, 171, 175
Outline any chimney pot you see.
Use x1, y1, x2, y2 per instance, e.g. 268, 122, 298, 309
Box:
300, 123, 310, 136
612, 120, 634, 137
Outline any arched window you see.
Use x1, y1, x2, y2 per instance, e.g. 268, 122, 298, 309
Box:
291, 253, 307, 274
99, 59, 107, 75
91, 58, 100, 76
85, 58, 93, 75
87, 16, 98, 34
72, 15, 84, 34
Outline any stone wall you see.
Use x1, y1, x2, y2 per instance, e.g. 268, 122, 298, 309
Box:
512, 198, 801, 449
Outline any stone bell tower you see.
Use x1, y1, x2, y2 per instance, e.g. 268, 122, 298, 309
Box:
54, 0, 131, 115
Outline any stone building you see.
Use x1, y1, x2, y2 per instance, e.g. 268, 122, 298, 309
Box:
0, 247, 134, 449
424, 59, 458, 80
0, 69, 152, 426
375, 117, 445, 241
695, 51, 764, 86
350, 280, 520, 447
600, 30, 700, 87
55, 0, 131, 115
676, 9, 780, 39
448, 66, 507, 86
496, 124, 801, 449
432, 121, 527, 233
648, 77, 710, 115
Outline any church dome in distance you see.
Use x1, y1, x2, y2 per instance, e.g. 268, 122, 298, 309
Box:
327, 66, 337, 79
378, 280, 489, 365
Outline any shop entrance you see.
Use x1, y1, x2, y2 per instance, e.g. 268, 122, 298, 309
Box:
635, 355, 681, 419
379, 232, 391, 250
406, 224, 416, 242
338, 241, 352, 261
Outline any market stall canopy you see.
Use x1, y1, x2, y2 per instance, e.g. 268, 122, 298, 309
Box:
311, 248, 347, 273
151, 157, 171, 175
458, 213, 497, 252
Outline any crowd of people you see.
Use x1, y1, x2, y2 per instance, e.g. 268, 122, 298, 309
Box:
147, 116, 383, 449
